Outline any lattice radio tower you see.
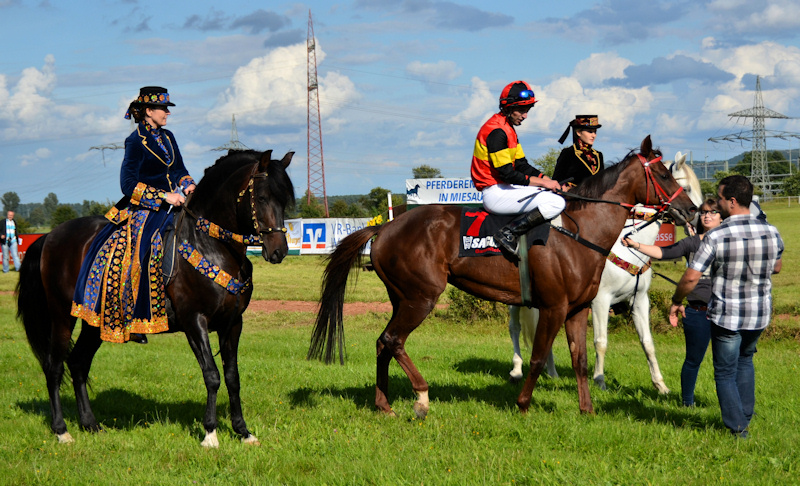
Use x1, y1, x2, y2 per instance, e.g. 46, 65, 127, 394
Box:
709, 76, 799, 194
307, 10, 329, 216
212, 114, 250, 152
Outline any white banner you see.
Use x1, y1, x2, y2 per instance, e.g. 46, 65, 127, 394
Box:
406, 178, 482, 205
298, 217, 372, 255
248, 218, 371, 255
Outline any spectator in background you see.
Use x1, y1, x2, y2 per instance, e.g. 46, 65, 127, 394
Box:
1, 210, 21, 272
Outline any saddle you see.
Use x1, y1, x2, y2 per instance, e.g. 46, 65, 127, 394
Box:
458, 207, 550, 258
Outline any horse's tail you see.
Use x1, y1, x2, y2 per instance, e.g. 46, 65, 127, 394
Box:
16, 234, 52, 367
307, 225, 381, 365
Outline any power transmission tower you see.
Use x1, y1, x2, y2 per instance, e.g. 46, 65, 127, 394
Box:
89, 120, 135, 165
212, 114, 250, 152
307, 10, 329, 216
709, 76, 799, 194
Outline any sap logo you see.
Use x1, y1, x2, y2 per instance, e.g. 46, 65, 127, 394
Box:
462, 236, 497, 250
302, 223, 327, 249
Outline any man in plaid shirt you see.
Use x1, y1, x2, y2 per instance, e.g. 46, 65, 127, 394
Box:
668, 175, 783, 438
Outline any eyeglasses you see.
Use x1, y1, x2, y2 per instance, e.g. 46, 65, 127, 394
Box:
516, 90, 534, 99
700, 210, 719, 216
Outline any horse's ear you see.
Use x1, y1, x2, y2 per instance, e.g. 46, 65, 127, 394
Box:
675, 151, 686, 167
280, 151, 294, 169
258, 150, 274, 172
641, 135, 653, 157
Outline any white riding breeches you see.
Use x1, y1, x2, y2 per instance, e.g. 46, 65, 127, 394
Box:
482, 183, 566, 219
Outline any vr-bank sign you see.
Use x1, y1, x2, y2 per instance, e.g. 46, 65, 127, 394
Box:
406, 178, 482, 205
296, 218, 372, 255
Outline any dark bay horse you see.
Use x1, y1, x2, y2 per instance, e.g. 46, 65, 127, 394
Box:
17, 149, 294, 446
309, 136, 696, 418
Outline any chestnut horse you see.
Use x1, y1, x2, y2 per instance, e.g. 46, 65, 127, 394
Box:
308, 136, 696, 417
17, 149, 294, 446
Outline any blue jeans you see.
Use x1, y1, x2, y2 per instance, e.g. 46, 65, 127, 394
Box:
710, 323, 764, 435
681, 307, 711, 406
2, 239, 20, 272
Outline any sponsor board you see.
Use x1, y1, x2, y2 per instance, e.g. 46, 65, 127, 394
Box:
406, 178, 482, 205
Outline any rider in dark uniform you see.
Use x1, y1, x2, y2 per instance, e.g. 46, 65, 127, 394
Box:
553, 115, 604, 190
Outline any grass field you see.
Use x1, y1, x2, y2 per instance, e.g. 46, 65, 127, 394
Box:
0, 201, 797, 485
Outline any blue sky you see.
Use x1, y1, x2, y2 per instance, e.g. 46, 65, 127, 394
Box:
2, 0, 800, 205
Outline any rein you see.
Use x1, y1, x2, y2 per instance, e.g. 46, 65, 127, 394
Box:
548, 154, 681, 257
175, 162, 287, 294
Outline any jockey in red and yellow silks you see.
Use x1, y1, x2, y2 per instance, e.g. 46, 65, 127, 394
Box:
470, 80, 566, 258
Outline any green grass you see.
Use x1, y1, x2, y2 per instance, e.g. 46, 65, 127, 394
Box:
0, 201, 797, 484
2, 292, 799, 485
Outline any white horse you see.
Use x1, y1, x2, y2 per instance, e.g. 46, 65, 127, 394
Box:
509, 152, 703, 390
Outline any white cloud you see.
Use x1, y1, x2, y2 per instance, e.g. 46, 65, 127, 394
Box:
452, 76, 495, 125
19, 147, 52, 167
210, 41, 359, 128
572, 52, 633, 87
405, 60, 462, 83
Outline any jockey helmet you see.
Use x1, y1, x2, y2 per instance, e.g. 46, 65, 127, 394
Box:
499, 81, 537, 110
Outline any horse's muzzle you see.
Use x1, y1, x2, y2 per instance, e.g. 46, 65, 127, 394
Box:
669, 206, 697, 226
262, 244, 287, 264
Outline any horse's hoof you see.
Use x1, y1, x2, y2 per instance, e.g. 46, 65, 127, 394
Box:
594, 376, 607, 391
509, 371, 523, 383
201, 429, 220, 448
412, 402, 429, 420
242, 434, 261, 446
654, 383, 670, 395
57, 432, 75, 444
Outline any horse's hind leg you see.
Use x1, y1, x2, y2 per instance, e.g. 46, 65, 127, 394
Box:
508, 305, 524, 381
218, 315, 259, 445
375, 299, 436, 419
631, 290, 669, 394
590, 294, 611, 391
67, 322, 103, 432
44, 319, 76, 443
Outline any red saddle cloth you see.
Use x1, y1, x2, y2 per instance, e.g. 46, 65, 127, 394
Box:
458, 207, 550, 257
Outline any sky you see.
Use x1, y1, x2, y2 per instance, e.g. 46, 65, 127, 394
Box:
2, 0, 800, 206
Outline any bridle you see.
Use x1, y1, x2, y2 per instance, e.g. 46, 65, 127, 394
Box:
548, 153, 686, 256
173, 161, 289, 295
235, 163, 288, 241
636, 154, 684, 211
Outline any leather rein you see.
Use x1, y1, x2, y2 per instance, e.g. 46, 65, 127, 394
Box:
550, 154, 684, 256
170, 163, 287, 294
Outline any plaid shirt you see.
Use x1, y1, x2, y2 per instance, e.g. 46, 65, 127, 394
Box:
689, 214, 784, 331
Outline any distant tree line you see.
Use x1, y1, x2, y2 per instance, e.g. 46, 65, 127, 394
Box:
1, 191, 112, 233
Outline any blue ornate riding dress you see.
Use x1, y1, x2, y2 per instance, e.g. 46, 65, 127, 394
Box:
72, 122, 195, 343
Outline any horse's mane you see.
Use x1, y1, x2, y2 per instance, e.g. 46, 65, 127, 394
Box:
193, 149, 295, 208
568, 148, 662, 208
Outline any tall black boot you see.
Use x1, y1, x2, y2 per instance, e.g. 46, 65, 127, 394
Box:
129, 333, 148, 344
494, 208, 547, 258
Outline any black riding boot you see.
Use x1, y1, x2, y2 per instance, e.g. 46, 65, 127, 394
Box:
129, 333, 148, 344
494, 208, 547, 258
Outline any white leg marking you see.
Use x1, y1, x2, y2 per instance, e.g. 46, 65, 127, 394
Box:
201, 429, 220, 448
57, 432, 75, 444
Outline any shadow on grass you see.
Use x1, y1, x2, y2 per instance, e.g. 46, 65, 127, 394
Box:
16, 388, 235, 439
453, 357, 571, 383
293, 357, 723, 431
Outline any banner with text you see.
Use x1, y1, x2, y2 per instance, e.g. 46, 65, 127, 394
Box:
406, 178, 482, 205
249, 218, 371, 256
298, 218, 372, 255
